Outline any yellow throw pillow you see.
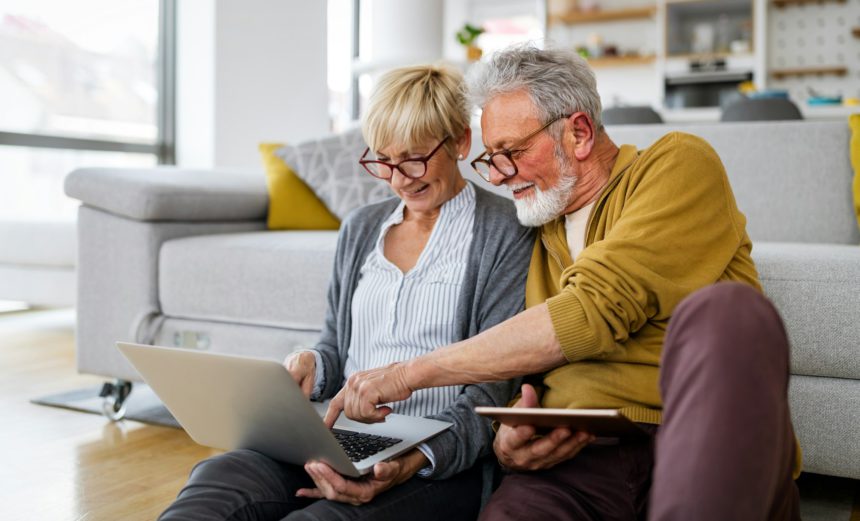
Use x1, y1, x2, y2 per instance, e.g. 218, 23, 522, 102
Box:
259, 143, 340, 230
850, 114, 860, 234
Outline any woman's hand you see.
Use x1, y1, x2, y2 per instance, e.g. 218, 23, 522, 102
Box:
295, 449, 428, 505
283, 351, 317, 398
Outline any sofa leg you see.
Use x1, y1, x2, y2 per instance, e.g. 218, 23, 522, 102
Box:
99, 379, 133, 421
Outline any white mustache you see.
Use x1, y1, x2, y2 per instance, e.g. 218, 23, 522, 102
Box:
508, 182, 535, 192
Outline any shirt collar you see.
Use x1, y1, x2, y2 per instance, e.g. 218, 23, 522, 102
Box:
375, 181, 475, 254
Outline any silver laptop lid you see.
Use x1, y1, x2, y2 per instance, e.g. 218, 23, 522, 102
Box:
116, 342, 451, 477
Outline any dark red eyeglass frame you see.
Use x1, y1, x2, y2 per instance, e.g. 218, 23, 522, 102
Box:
358, 137, 450, 180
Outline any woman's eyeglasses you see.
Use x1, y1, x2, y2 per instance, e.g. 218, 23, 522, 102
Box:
359, 137, 450, 180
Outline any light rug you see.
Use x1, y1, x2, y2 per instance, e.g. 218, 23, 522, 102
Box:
32, 383, 180, 429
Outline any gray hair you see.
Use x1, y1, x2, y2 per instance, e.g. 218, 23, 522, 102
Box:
465, 44, 603, 131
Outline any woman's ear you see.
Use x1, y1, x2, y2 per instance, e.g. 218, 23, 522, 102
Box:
456, 127, 472, 160
567, 112, 595, 161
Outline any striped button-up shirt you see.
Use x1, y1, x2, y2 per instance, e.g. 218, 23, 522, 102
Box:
343, 182, 475, 417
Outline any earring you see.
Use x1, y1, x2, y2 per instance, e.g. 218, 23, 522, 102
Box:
458, 154, 464, 160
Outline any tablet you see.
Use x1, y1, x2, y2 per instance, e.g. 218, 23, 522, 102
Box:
474, 407, 649, 439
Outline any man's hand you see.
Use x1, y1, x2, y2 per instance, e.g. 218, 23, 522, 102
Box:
295, 450, 427, 505
284, 351, 316, 398
493, 384, 594, 471
323, 362, 414, 427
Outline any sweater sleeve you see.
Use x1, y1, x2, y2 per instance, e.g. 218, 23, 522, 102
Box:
420, 207, 536, 479
547, 133, 756, 361
313, 202, 394, 400
313, 213, 354, 400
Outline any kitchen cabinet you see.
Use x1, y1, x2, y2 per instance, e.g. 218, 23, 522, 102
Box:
543, 0, 857, 118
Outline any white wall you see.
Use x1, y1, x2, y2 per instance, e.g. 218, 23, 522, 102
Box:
368, 0, 443, 66
176, 0, 329, 171
352, 0, 443, 85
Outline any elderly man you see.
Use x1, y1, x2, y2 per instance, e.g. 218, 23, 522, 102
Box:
325, 46, 800, 520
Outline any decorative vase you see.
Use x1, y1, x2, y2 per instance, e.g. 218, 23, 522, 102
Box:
466, 45, 483, 62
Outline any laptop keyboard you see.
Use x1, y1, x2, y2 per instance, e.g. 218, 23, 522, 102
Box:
332, 429, 402, 462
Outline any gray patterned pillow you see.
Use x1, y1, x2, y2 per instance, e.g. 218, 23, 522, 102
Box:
275, 128, 392, 219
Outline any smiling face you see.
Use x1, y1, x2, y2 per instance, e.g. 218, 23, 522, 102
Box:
480, 90, 579, 226
376, 136, 467, 217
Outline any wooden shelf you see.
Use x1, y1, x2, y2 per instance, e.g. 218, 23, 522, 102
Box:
588, 55, 657, 67
666, 52, 754, 60
770, 66, 847, 79
772, 0, 845, 7
549, 6, 656, 25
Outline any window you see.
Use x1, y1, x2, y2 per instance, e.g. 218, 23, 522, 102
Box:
327, 0, 357, 133
466, 0, 546, 59
326, 0, 545, 133
0, 0, 175, 221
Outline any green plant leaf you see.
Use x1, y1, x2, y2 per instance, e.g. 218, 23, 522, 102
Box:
456, 23, 485, 46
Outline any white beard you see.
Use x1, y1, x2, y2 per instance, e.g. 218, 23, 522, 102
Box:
511, 173, 577, 227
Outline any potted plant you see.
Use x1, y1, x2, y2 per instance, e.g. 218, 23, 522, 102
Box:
456, 23, 485, 62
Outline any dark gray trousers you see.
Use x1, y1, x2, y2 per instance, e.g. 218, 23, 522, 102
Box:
480, 282, 801, 521
159, 449, 483, 520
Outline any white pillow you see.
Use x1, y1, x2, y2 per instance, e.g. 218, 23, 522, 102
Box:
275, 128, 392, 219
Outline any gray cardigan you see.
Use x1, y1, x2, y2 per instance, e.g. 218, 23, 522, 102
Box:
313, 182, 535, 479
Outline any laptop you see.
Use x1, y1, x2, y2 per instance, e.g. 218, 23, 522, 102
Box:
117, 342, 451, 477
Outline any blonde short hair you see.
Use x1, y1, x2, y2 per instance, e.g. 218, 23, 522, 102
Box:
362, 63, 469, 159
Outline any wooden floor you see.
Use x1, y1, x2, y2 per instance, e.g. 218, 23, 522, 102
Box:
2, 308, 859, 521
0, 309, 219, 521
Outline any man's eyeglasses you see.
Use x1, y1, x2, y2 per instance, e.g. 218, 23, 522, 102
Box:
359, 137, 450, 180
470, 114, 571, 182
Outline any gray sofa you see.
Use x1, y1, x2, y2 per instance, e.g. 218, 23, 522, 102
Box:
64, 119, 860, 480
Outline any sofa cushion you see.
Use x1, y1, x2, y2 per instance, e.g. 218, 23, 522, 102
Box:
753, 242, 860, 380
259, 143, 340, 230
607, 121, 859, 245
159, 231, 338, 330
275, 128, 392, 220
789, 375, 860, 479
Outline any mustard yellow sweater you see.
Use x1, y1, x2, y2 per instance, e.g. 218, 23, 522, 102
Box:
526, 132, 761, 425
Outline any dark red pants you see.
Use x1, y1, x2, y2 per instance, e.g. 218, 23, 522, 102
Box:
480, 282, 801, 521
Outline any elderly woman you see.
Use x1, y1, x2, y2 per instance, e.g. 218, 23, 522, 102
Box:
159, 64, 534, 521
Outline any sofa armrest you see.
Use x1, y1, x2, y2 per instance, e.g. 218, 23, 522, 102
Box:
68, 167, 271, 380
75, 204, 268, 381
64, 166, 269, 222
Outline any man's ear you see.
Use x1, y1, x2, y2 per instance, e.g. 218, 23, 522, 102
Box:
566, 112, 595, 161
